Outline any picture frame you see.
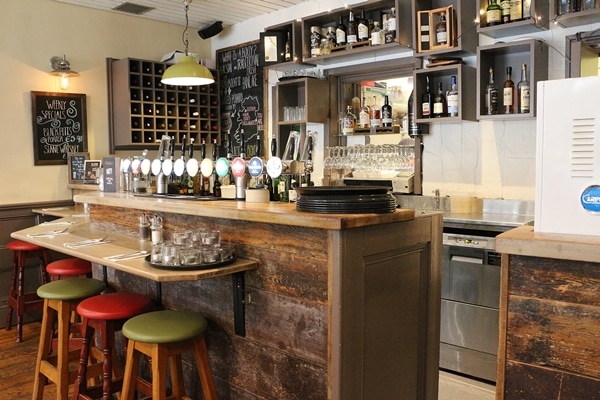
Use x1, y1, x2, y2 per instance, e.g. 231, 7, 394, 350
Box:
83, 160, 101, 184
259, 30, 286, 65
67, 152, 90, 184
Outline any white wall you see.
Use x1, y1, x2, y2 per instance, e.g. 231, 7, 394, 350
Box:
0, 0, 210, 206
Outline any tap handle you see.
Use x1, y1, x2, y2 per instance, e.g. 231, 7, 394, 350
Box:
307, 135, 313, 161
240, 129, 246, 158
180, 135, 186, 158
188, 138, 194, 159
271, 138, 277, 157
169, 136, 175, 159
255, 133, 261, 158
212, 138, 218, 161
201, 138, 206, 160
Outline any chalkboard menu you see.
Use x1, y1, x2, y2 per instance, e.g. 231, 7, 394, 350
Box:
67, 152, 89, 184
216, 40, 264, 157
31, 91, 87, 165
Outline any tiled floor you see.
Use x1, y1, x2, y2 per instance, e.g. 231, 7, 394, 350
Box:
438, 370, 496, 400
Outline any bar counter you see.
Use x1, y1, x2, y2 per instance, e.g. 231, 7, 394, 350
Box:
37, 191, 441, 399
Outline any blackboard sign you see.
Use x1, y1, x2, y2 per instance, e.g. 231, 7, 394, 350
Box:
67, 152, 89, 184
31, 91, 87, 166
216, 40, 264, 157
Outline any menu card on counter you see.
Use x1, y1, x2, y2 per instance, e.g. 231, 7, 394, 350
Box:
103, 157, 121, 192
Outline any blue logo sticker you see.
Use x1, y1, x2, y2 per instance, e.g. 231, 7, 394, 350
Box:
581, 185, 600, 213
248, 157, 264, 178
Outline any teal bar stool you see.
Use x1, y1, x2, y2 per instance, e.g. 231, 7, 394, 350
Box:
32, 277, 106, 400
46, 257, 92, 281
120, 310, 218, 400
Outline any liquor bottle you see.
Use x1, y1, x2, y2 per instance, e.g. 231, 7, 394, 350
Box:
310, 26, 321, 57
347, 11, 357, 47
370, 96, 381, 127
510, 0, 523, 21
433, 82, 447, 118
501, 0, 511, 23
522, 0, 532, 19
408, 90, 420, 136
326, 26, 337, 48
384, 7, 396, 43
503, 66, 515, 114
486, 0, 502, 26
436, 12, 447, 45
336, 15, 347, 47
370, 21, 382, 46
284, 31, 291, 61
447, 76, 459, 117
421, 76, 434, 118
517, 64, 530, 114
485, 67, 499, 115
357, 9, 369, 42
359, 97, 370, 128
342, 105, 356, 135
381, 95, 393, 127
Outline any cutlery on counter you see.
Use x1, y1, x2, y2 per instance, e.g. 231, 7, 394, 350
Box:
104, 251, 148, 261
64, 236, 110, 248
27, 228, 69, 237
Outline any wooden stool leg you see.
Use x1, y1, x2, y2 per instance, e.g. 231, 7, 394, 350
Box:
54, 299, 72, 400
33, 299, 54, 400
151, 344, 168, 400
15, 251, 27, 343
5, 252, 18, 332
192, 336, 218, 400
121, 342, 140, 400
169, 354, 185, 398
73, 317, 93, 399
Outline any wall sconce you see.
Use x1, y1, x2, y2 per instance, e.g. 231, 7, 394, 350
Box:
49, 55, 79, 90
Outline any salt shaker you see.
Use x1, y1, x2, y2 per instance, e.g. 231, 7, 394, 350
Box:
150, 215, 163, 244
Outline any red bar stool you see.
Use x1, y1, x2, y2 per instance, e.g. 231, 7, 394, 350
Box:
5, 239, 52, 342
46, 258, 92, 281
73, 292, 153, 400
120, 310, 218, 400
33, 277, 107, 400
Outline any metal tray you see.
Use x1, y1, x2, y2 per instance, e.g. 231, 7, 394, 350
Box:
145, 254, 236, 271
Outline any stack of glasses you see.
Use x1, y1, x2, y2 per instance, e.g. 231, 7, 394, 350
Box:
149, 229, 234, 267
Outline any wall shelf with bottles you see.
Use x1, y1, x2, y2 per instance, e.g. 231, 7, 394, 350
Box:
476, 39, 547, 120
552, 1, 600, 27
414, 64, 477, 122
477, 0, 549, 38
413, 0, 478, 58
300, 0, 413, 65
108, 57, 220, 150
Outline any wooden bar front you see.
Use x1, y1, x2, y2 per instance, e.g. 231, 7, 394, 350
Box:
73, 192, 442, 400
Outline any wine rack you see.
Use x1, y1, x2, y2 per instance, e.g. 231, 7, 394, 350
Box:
108, 57, 220, 150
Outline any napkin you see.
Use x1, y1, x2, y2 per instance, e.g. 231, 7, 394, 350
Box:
39, 220, 74, 226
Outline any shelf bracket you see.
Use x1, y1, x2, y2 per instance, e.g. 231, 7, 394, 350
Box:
232, 272, 247, 337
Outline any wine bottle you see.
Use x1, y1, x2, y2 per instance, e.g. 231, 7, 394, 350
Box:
336, 15, 347, 47
433, 82, 447, 118
517, 64, 530, 114
501, 0, 511, 23
421, 76, 433, 118
485, 67, 499, 115
447, 76, 459, 117
347, 11, 357, 47
370, 96, 381, 127
359, 97, 370, 128
503, 66, 515, 114
381, 95, 393, 127
486, 0, 502, 26
370, 21, 382, 46
284, 31, 291, 61
342, 105, 356, 135
510, 0, 523, 21
436, 12, 447, 45
357, 9, 369, 42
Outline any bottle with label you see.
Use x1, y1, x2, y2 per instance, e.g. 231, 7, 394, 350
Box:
285, 31, 291, 61
522, 0, 531, 19
381, 95, 393, 127
357, 9, 369, 42
326, 26, 337, 48
501, 0, 511, 23
310, 26, 321, 57
385, 7, 396, 43
370, 96, 381, 127
503, 66, 515, 114
447, 76, 459, 117
336, 15, 347, 47
359, 97, 370, 128
421, 76, 433, 118
433, 82, 447, 118
347, 11, 357, 47
408, 90, 420, 136
342, 105, 356, 135
486, 0, 502, 26
436, 12, 447, 45
517, 64, 530, 114
485, 67, 499, 115
510, 0, 523, 21
370, 21, 382, 46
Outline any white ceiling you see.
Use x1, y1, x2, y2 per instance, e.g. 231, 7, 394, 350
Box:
55, 0, 307, 30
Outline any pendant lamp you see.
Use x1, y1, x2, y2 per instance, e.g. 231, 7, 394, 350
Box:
161, 0, 214, 86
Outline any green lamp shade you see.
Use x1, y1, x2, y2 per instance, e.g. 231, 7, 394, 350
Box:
161, 55, 214, 86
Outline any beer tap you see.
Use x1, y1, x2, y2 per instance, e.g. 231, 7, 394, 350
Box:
231, 129, 249, 199
305, 134, 313, 187
155, 136, 168, 194
211, 138, 221, 197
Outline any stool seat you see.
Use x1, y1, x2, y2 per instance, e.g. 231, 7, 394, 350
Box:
37, 277, 106, 301
7, 239, 44, 252
77, 292, 153, 321
46, 258, 91, 276
123, 310, 207, 344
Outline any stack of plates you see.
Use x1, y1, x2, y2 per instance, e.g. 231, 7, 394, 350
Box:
295, 186, 396, 214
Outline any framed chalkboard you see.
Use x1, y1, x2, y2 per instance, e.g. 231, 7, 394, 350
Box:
216, 40, 265, 157
31, 91, 87, 166
67, 152, 89, 184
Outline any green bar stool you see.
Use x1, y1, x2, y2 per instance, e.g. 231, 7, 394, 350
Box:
32, 277, 106, 400
121, 310, 218, 400
46, 258, 92, 281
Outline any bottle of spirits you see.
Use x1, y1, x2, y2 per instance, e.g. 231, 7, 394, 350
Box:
336, 15, 347, 47
447, 76, 459, 117
436, 12, 447, 45
359, 97, 370, 128
284, 31, 291, 61
370, 21, 382, 46
370, 96, 381, 127
408, 90, 420, 136
486, 0, 502, 26
384, 7, 397, 43
517, 64, 530, 114
342, 105, 356, 135
310, 26, 321, 57
347, 11, 357, 47
326, 26, 337, 48
421, 76, 433, 118
501, 0, 511, 23
485, 67, 499, 115
381, 95, 393, 127
503, 66, 515, 114
433, 82, 447, 118
357, 9, 369, 42
510, 0, 523, 21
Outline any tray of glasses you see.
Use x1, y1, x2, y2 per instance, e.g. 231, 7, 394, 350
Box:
145, 254, 236, 271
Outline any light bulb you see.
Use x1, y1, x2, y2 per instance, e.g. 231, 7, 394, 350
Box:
60, 73, 70, 90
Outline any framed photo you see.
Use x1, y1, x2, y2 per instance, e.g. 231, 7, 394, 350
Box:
83, 160, 101, 184
259, 30, 286, 65
67, 152, 90, 184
